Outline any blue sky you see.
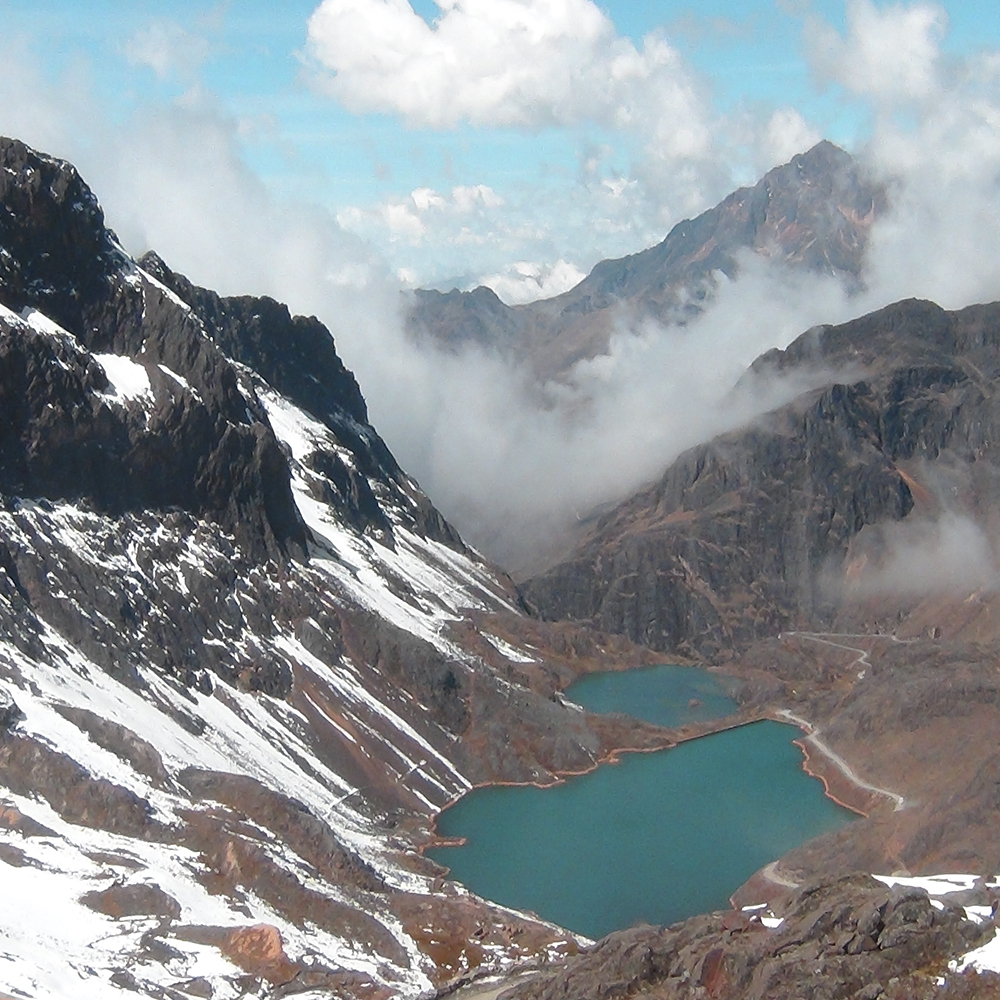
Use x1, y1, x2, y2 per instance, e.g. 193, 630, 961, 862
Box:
3, 0, 998, 300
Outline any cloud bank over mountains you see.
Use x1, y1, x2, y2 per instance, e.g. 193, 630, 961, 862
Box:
303, 0, 725, 290
2, 0, 1000, 571
808, 0, 946, 105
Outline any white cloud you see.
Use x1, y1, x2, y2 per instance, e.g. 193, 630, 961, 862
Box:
304, 0, 711, 160
337, 183, 509, 261
857, 53, 1000, 310
412, 187, 446, 212
479, 258, 584, 304
843, 514, 999, 598
403, 255, 860, 571
807, 0, 946, 104
762, 107, 822, 166
452, 184, 504, 212
0, 37, 102, 157
123, 21, 212, 82
383, 201, 426, 238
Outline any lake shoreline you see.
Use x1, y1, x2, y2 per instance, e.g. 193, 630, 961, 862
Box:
419, 708, 767, 854
767, 708, 906, 818
422, 700, 900, 858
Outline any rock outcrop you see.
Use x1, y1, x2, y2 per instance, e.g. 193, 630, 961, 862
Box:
501, 875, 996, 1000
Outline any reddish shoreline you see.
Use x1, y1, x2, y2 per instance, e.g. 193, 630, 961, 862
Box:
420, 710, 763, 854
791, 737, 881, 818
422, 705, 895, 859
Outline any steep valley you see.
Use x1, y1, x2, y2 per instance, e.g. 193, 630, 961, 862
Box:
0, 136, 670, 999
3, 134, 1000, 1000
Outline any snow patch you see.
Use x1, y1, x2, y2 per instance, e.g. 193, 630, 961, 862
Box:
94, 353, 153, 404
483, 633, 538, 663
158, 363, 201, 400
873, 873, 982, 895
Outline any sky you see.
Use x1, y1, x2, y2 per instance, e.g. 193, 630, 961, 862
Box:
3, 0, 998, 295
2, 0, 1000, 571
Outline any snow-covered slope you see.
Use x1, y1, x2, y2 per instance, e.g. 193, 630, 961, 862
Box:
0, 493, 570, 999
0, 136, 613, 998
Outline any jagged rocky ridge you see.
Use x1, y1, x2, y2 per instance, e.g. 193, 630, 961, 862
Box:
0, 137, 672, 999
407, 140, 882, 380
500, 874, 999, 1000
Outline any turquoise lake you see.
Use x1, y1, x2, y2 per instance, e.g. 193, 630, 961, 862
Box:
428, 666, 855, 940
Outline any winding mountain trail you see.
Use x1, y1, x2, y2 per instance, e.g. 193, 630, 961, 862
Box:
773, 632, 909, 812
760, 860, 801, 890
780, 630, 920, 678
779, 707, 906, 812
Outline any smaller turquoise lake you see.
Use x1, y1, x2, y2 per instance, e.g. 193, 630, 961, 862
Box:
567, 663, 740, 727
428, 665, 855, 940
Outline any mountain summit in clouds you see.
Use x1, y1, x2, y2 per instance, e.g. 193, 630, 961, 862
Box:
407, 141, 884, 380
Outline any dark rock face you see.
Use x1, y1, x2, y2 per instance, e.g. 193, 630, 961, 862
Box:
0, 728, 163, 838
0, 135, 471, 564
0, 137, 122, 334
408, 141, 884, 380
551, 140, 878, 324
0, 687, 24, 729
0, 138, 306, 560
502, 875, 991, 1000
524, 298, 1000, 659
0, 136, 668, 998
0, 315, 303, 561
140, 250, 465, 548
407, 284, 529, 355
139, 251, 370, 429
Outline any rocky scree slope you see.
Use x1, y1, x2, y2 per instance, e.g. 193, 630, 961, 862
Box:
0, 137, 662, 1000
407, 140, 882, 380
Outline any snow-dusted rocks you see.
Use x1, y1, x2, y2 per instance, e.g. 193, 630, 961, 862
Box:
0, 684, 23, 728
501, 874, 995, 1000
0, 136, 647, 997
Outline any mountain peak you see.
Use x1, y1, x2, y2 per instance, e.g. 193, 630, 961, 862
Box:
794, 137, 851, 164
0, 135, 122, 337
407, 139, 885, 381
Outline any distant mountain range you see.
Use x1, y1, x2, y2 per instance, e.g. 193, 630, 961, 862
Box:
407, 140, 883, 380
524, 296, 1000, 659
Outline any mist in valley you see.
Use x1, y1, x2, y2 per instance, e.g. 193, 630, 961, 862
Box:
3, 3, 1000, 579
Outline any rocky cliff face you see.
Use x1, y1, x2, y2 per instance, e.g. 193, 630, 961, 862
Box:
0, 137, 667, 999
523, 298, 1000, 660
501, 874, 998, 1000
408, 141, 883, 379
